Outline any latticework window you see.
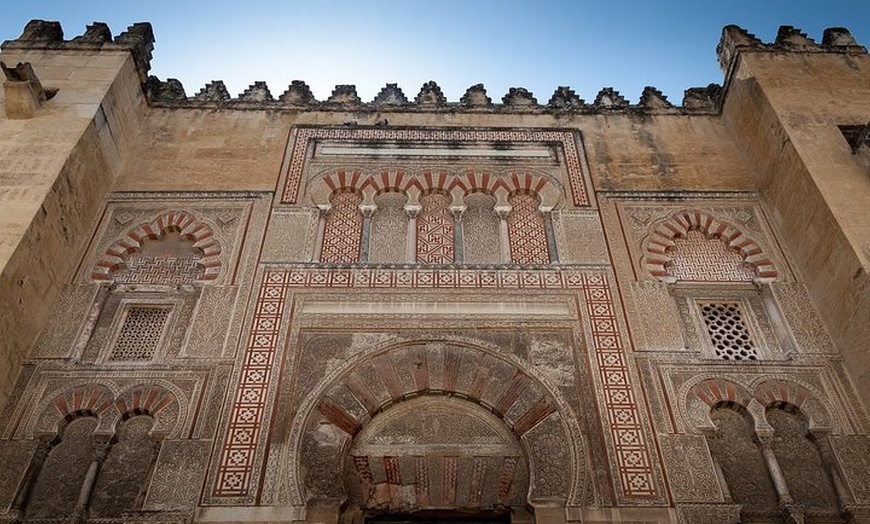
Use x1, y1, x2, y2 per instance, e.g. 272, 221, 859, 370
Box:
507, 193, 549, 264
699, 302, 758, 361
416, 192, 454, 264
321, 191, 363, 263
109, 306, 171, 361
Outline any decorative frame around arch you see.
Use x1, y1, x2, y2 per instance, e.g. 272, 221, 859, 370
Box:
282, 337, 592, 511
91, 210, 222, 283
642, 210, 777, 281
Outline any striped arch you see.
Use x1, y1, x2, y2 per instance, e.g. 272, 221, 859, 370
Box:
287, 338, 590, 509
92, 210, 222, 282
29, 383, 118, 437
642, 209, 777, 281
752, 379, 835, 432
690, 377, 756, 409
683, 377, 761, 434
360, 169, 409, 194
113, 383, 181, 438
448, 171, 509, 195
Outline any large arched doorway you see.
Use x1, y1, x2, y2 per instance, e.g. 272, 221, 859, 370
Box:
287, 339, 591, 521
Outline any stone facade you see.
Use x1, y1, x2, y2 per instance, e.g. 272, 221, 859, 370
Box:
0, 19, 869, 524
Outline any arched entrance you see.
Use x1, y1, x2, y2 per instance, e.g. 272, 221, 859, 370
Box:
286, 338, 591, 520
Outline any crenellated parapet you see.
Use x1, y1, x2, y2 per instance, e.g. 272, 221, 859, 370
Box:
1, 19, 155, 83
144, 77, 726, 114
717, 24, 867, 77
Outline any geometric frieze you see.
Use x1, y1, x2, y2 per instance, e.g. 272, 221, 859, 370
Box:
278, 127, 593, 207
211, 266, 661, 505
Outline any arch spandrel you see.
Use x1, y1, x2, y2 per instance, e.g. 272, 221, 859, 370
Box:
285, 338, 591, 512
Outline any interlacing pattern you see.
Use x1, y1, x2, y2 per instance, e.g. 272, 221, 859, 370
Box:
416, 192, 454, 264
320, 191, 363, 263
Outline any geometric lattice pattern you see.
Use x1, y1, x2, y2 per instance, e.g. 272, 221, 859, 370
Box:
109, 306, 171, 361
581, 273, 656, 497
114, 256, 203, 285
699, 302, 758, 361
212, 268, 658, 501
507, 193, 549, 264
416, 192, 454, 264
281, 127, 591, 207
214, 273, 289, 497
320, 191, 363, 263
670, 230, 755, 281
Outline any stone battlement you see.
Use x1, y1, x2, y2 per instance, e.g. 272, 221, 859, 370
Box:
1, 20, 866, 115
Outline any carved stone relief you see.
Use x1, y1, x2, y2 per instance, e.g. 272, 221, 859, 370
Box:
830, 435, 870, 504
659, 434, 722, 502
90, 415, 159, 518
26, 417, 98, 519
707, 407, 779, 516
551, 210, 609, 265
183, 285, 239, 358
369, 191, 409, 263
31, 285, 99, 359
769, 282, 836, 354
143, 439, 211, 511
629, 281, 684, 352
0, 439, 35, 511
462, 192, 500, 264
261, 209, 318, 263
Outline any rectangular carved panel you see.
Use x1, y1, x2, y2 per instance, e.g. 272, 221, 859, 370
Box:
144, 439, 211, 511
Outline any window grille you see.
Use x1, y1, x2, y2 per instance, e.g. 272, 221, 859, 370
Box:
698, 302, 758, 361
109, 306, 170, 361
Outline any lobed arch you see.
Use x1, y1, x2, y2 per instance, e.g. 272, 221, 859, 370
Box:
682, 375, 838, 436
642, 209, 777, 281
283, 337, 591, 512
91, 210, 222, 283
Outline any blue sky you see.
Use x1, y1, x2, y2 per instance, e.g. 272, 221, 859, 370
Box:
2, 1, 868, 104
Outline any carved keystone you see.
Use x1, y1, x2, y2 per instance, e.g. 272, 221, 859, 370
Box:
415, 81, 446, 108
238, 81, 273, 102
326, 85, 361, 105
17, 20, 63, 42
547, 86, 585, 110
2, 61, 48, 119
502, 87, 537, 107
460, 84, 492, 108
593, 87, 628, 110
279, 80, 316, 105
638, 86, 674, 110
372, 83, 408, 106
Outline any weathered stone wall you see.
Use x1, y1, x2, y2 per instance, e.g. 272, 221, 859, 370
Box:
0, 45, 146, 407
722, 44, 870, 402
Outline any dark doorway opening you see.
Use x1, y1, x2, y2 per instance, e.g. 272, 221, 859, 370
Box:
365, 509, 512, 524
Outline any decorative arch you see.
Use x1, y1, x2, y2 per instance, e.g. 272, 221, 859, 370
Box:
752, 379, 835, 433
112, 383, 182, 438
642, 210, 777, 281
31, 383, 118, 437
684, 377, 758, 434
91, 210, 222, 283
681, 375, 839, 436
285, 338, 591, 511
27, 382, 184, 440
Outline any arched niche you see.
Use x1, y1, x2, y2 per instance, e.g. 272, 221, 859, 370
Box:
286, 340, 590, 513
343, 396, 528, 512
